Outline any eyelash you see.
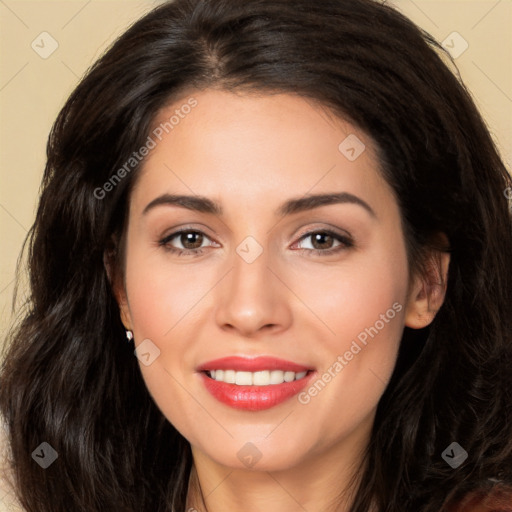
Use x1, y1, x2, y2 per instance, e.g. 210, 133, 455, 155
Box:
158, 228, 354, 257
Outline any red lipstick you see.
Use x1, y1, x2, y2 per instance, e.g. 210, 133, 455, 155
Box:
197, 356, 315, 411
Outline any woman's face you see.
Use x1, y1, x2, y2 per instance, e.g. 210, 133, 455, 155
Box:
117, 89, 430, 473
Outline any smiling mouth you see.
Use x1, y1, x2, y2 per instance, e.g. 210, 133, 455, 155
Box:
197, 356, 315, 410
204, 369, 311, 386
199, 368, 316, 411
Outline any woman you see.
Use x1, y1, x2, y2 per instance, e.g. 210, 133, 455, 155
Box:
1, 0, 511, 510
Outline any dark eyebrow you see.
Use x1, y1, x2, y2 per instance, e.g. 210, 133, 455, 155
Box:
143, 194, 221, 215
277, 192, 376, 218
142, 192, 376, 218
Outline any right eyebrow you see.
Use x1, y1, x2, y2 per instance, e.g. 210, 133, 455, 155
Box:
142, 194, 222, 216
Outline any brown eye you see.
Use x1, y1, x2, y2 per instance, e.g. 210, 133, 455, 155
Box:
310, 233, 335, 250
178, 231, 204, 249
159, 229, 214, 255
295, 230, 354, 255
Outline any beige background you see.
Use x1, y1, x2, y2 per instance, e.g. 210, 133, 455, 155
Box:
0, 0, 511, 510
1, 0, 511, 344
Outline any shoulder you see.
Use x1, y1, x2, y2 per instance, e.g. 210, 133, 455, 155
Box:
0, 418, 24, 512
447, 482, 512, 512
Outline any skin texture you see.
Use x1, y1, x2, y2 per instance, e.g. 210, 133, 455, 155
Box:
116, 89, 449, 512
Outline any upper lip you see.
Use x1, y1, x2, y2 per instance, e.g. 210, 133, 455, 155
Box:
196, 356, 313, 373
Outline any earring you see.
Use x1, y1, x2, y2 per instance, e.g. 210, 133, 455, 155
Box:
126, 330, 134, 342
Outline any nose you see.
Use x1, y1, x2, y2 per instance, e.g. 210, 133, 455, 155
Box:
214, 243, 293, 338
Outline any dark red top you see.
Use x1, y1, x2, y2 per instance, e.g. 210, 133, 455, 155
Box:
448, 484, 512, 511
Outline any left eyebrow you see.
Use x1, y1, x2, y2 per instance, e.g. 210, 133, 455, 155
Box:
142, 192, 376, 218
276, 192, 376, 218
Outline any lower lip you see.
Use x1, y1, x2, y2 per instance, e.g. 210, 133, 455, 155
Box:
199, 372, 314, 411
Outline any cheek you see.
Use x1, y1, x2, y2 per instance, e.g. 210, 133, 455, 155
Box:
291, 244, 408, 352
291, 239, 408, 415
123, 245, 209, 437
124, 243, 214, 337
304, 270, 405, 403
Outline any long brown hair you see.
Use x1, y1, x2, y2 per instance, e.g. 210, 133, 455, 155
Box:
1, 0, 511, 510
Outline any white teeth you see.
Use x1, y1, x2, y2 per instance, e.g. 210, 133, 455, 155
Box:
235, 371, 252, 385
284, 371, 295, 382
224, 369, 236, 383
209, 369, 309, 385
269, 370, 284, 384
253, 370, 270, 386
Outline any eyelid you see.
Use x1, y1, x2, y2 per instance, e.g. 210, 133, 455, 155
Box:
293, 225, 352, 242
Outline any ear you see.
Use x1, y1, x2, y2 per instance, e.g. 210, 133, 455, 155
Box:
404, 234, 451, 329
103, 246, 133, 331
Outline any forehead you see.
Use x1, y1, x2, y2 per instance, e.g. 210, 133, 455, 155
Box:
131, 89, 393, 216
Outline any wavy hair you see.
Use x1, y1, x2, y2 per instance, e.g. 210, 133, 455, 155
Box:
1, 0, 511, 510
